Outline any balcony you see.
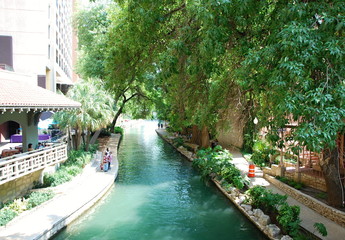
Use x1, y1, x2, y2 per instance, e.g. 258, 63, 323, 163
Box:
0, 143, 67, 185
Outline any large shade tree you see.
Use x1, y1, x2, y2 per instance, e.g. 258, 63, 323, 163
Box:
84, 0, 344, 206
74, 3, 153, 129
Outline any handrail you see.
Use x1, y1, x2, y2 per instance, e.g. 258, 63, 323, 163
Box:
0, 143, 68, 185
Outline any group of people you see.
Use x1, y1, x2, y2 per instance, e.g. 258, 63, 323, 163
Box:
27, 142, 46, 152
101, 148, 113, 172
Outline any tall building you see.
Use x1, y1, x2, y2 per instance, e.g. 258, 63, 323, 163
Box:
0, 0, 78, 93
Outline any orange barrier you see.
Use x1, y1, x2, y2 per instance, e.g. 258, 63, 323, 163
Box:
248, 164, 255, 177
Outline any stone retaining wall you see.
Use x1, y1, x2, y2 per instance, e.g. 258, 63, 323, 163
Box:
264, 175, 345, 228
0, 169, 43, 203
263, 166, 327, 192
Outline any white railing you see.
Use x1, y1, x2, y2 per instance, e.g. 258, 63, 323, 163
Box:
0, 143, 68, 185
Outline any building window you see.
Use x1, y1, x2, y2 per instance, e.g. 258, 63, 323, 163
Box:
48, 45, 50, 59
48, 25, 50, 39
56, 50, 58, 64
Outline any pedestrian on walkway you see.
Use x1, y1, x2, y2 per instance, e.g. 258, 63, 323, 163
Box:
108, 151, 113, 170
102, 153, 109, 172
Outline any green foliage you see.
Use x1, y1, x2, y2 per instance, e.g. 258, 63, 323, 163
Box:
44, 170, 73, 187
246, 186, 287, 214
87, 143, 99, 153
0, 191, 55, 226
173, 137, 184, 148
99, 128, 112, 137
246, 185, 301, 237
0, 207, 17, 226
36, 150, 93, 188
250, 140, 275, 167
316, 192, 327, 200
54, 79, 115, 150
313, 222, 328, 237
78, 0, 345, 205
276, 176, 304, 190
66, 150, 93, 168
114, 126, 124, 135
26, 191, 55, 209
193, 146, 248, 189
277, 203, 301, 237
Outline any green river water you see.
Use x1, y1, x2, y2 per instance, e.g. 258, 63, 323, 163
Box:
53, 121, 266, 240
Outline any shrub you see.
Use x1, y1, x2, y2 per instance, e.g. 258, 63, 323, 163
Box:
193, 146, 248, 189
173, 137, 184, 148
65, 165, 83, 176
66, 150, 92, 167
277, 203, 301, 237
99, 128, 111, 137
48, 169, 73, 187
250, 140, 275, 167
0, 207, 18, 226
276, 176, 304, 190
114, 126, 124, 135
246, 185, 301, 237
26, 191, 55, 209
246, 186, 287, 214
88, 143, 99, 153
314, 222, 327, 237
7, 198, 28, 214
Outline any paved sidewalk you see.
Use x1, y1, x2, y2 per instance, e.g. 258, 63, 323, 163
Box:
0, 134, 120, 240
230, 150, 345, 240
157, 129, 345, 240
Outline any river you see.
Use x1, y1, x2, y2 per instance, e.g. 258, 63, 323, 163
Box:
53, 121, 266, 240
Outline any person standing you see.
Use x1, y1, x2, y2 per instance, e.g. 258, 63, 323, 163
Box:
108, 151, 113, 170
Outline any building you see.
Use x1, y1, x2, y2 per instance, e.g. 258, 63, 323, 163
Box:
0, 0, 78, 92
0, 0, 82, 202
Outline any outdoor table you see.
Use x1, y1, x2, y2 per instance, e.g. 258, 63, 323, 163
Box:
1, 149, 20, 158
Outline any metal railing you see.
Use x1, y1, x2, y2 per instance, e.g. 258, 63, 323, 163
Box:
0, 143, 67, 185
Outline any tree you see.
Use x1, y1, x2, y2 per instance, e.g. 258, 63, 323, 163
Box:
237, 0, 345, 207
55, 79, 114, 150
74, 3, 153, 128
81, 1, 345, 206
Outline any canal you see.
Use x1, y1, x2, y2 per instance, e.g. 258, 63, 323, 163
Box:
53, 121, 266, 240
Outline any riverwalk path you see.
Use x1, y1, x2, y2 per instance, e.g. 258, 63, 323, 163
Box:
0, 134, 121, 240
156, 128, 345, 240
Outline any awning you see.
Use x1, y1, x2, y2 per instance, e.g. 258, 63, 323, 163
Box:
0, 71, 81, 112
56, 76, 74, 85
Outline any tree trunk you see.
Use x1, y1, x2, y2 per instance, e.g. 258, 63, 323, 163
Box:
201, 125, 210, 148
89, 129, 101, 145
67, 127, 72, 151
85, 130, 91, 151
191, 125, 201, 145
110, 105, 124, 131
320, 147, 345, 207
74, 128, 82, 150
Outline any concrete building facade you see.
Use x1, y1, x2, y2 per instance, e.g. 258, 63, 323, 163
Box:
0, 0, 77, 92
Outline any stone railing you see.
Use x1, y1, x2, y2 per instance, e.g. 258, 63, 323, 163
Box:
0, 143, 67, 185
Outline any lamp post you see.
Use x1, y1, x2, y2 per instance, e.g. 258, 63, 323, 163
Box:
253, 117, 258, 143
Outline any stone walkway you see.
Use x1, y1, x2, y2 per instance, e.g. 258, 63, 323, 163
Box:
0, 134, 120, 240
156, 129, 345, 240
